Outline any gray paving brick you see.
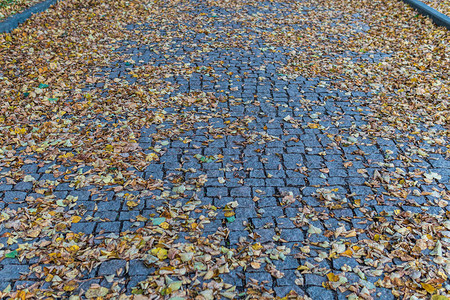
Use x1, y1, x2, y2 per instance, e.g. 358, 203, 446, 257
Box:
0, 265, 30, 280
3, 191, 27, 202
206, 187, 228, 197
246, 271, 272, 285
13, 182, 33, 191
306, 286, 334, 300
128, 260, 154, 276
98, 259, 127, 276
96, 222, 121, 233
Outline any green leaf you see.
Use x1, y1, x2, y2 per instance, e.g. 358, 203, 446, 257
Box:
5, 250, 17, 258
131, 288, 143, 295
172, 185, 186, 194
56, 199, 66, 207
85, 286, 108, 298
226, 216, 236, 223
151, 217, 166, 225
179, 252, 193, 262
168, 281, 182, 291
38, 83, 49, 88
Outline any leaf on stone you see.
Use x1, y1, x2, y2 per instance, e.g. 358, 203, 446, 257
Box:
71, 216, 82, 223
5, 250, 17, 258
152, 217, 166, 225
23, 175, 35, 182
85, 286, 109, 298
308, 224, 322, 235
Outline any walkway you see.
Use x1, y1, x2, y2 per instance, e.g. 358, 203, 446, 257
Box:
0, 0, 449, 299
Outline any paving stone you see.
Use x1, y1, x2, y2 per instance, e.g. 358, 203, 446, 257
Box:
13, 182, 33, 191
97, 200, 121, 211
127, 275, 148, 292
303, 273, 327, 286
276, 217, 296, 229
375, 288, 396, 300
94, 211, 119, 220
0, 185, 12, 192
71, 222, 96, 234
3, 191, 27, 202
96, 222, 121, 233
128, 260, 154, 276
55, 182, 73, 191
219, 271, 243, 286
273, 256, 299, 270
332, 257, 360, 270
274, 286, 306, 297
69, 190, 91, 201
228, 230, 249, 244
245, 271, 272, 286
280, 228, 304, 242
206, 187, 228, 197
253, 229, 276, 243
230, 186, 251, 197
0, 265, 30, 280
98, 259, 127, 276
306, 286, 335, 300
253, 187, 276, 197
13, 280, 35, 289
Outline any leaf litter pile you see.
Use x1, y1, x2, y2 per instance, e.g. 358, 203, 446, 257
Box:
419, 0, 450, 16
0, 0, 44, 20
0, 0, 449, 299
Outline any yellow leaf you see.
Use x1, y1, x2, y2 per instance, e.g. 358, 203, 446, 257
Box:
146, 153, 158, 162
224, 211, 235, 217
297, 265, 309, 271
71, 216, 82, 223
45, 274, 54, 282
327, 272, 339, 282
431, 295, 450, 300
251, 243, 263, 250
421, 283, 436, 294
151, 248, 168, 260
136, 215, 148, 222
159, 221, 170, 229
126, 200, 138, 208
63, 282, 77, 291
17, 291, 26, 300
68, 245, 80, 252
340, 249, 353, 257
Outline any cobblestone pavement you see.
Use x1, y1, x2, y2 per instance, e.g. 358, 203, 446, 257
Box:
1, 0, 449, 299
